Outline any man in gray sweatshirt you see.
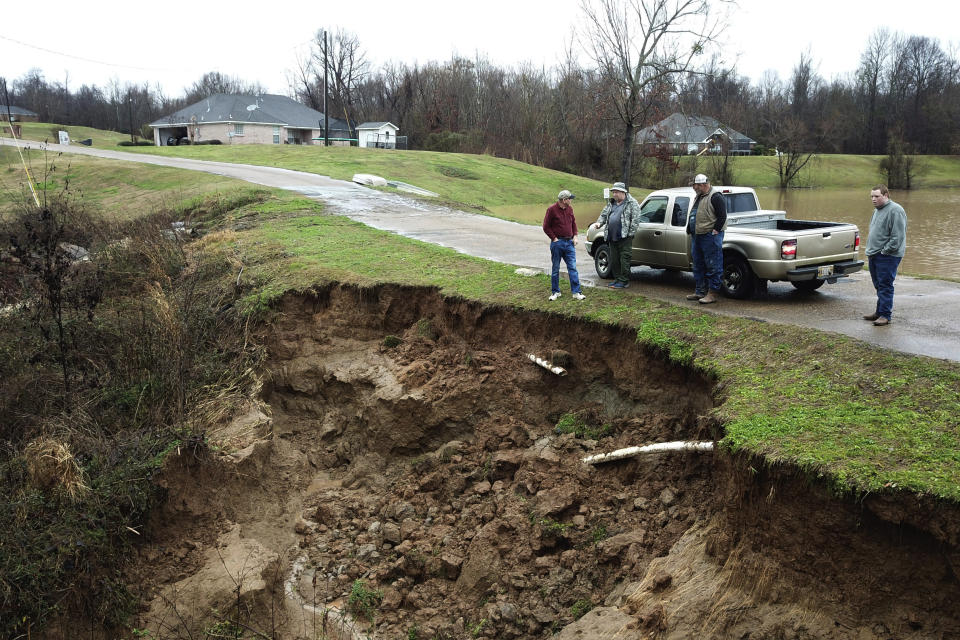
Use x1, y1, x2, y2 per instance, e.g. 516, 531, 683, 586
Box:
863, 184, 907, 326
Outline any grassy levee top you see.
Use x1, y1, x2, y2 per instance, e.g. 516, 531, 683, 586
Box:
12, 121, 960, 206
2, 134, 960, 502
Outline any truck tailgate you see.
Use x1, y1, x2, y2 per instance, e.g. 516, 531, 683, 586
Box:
794, 226, 859, 264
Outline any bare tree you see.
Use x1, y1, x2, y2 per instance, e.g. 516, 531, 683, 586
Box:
183, 71, 265, 104
856, 29, 894, 153
579, 0, 729, 184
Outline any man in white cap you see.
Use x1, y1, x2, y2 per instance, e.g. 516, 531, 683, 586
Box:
686, 174, 727, 304
593, 182, 642, 289
542, 189, 586, 301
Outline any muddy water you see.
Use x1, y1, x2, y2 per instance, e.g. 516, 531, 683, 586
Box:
492, 188, 960, 280
761, 188, 960, 279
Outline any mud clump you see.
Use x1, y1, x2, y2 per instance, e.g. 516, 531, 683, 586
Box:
128, 284, 960, 640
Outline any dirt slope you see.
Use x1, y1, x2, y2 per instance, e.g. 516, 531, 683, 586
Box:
127, 284, 960, 640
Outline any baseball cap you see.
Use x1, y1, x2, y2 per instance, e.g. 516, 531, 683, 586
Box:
558, 190, 575, 200
692, 174, 709, 184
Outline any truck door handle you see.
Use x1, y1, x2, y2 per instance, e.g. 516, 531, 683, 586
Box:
822, 232, 831, 238
654, 231, 662, 236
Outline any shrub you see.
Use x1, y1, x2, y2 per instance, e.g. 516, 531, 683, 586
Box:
383, 335, 402, 348
570, 599, 593, 620
348, 579, 383, 621
0, 181, 265, 637
555, 412, 612, 440
195, 139, 223, 145
423, 131, 466, 153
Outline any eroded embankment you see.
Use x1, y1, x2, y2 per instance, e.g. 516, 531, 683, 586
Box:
132, 284, 960, 640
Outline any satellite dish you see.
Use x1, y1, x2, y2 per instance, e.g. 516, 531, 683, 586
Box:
246, 104, 258, 111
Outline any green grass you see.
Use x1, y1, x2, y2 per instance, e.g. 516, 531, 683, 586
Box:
10, 121, 960, 211
12, 121, 133, 147
5, 148, 960, 502
0, 148, 244, 219
715, 154, 960, 190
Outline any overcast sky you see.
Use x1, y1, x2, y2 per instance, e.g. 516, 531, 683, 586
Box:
1, 0, 955, 98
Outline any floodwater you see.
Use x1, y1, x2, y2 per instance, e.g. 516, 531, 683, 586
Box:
760, 188, 960, 280
492, 188, 960, 280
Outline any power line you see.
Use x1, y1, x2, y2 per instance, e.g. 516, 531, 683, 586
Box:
0, 32, 173, 72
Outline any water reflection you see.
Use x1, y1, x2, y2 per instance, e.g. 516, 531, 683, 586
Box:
492, 189, 960, 280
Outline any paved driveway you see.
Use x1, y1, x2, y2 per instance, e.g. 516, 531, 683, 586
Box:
4, 138, 959, 362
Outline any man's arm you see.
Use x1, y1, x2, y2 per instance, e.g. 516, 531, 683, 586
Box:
595, 203, 611, 227
543, 207, 557, 240
883, 207, 907, 254
711, 192, 727, 232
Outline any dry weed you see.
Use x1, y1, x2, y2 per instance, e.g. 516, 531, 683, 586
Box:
23, 436, 89, 501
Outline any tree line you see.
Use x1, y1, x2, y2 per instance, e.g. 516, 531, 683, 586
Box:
3, 22, 957, 184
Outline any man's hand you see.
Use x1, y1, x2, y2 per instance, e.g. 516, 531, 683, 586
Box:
573, 237, 578, 246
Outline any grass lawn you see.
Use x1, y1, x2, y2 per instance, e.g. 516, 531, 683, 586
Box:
11, 122, 960, 211
0, 147, 244, 218
731, 153, 960, 189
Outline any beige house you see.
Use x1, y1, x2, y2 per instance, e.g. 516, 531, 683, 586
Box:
149, 93, 351, 146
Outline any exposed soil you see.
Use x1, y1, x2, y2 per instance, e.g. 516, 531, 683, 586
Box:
127, 284, 960, 640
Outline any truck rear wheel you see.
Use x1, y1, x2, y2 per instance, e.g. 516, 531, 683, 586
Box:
593, 243, 613, 279
722, 253, 757, 299
791, 279, 825, 292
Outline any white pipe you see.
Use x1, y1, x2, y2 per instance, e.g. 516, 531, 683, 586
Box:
582, 441, 714, 465
528, 354, 567, 376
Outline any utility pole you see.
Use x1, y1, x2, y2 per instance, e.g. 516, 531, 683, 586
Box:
323, 29, 329, 147
127, 90, 135, 143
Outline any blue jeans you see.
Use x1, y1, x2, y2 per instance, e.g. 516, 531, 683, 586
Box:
550, 239, 582, 294
691, 232, 724, 294
869, 253, 901, 319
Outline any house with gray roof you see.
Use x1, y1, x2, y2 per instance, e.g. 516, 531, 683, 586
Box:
2, 105, 39, 123
636, 113, 756, 155
149, 93, 352, 146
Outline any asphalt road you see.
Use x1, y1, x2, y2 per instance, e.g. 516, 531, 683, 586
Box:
4, 137, 959, 362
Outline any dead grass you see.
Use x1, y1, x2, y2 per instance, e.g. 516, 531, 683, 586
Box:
23, 437, 89, 501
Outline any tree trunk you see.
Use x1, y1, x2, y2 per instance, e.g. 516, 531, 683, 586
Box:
620, 120, 635, 185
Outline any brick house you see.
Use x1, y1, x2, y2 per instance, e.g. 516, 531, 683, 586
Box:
149, 93, 352, 146
636, 113, 756, 155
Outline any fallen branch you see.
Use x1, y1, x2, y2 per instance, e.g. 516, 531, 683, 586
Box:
528, 354, 567, 376
582, 441, 714, 465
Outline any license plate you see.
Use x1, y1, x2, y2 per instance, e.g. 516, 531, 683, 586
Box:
817, 265, 834, 278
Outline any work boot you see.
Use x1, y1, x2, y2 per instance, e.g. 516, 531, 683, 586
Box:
698, 290, 719, 304
863, 313, 879, 321
686, 292, 704, 300
873, 317, 890, 326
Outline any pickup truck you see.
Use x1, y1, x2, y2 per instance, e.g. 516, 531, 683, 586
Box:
584, 186, 864, 298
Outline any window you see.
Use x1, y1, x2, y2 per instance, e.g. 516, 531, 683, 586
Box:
639, 197, 668, 223
724, 193, 758, 213
273, 126, 280, 144
672, 197, 691, 226
234, 123, 244, 136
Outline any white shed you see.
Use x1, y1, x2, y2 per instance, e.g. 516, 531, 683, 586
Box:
357, 122, 400, 148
